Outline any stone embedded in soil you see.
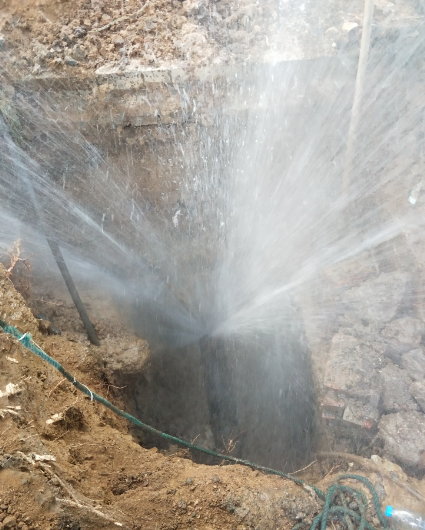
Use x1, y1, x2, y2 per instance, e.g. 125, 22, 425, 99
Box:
381, 317, 425, 347
64, 56, 78, 66
324, 333, 384, 395
342, 393, 380, 428
71, 46, 87, 61
341, 272, 407, 323
401, 347, 425, 381
323, 333, 385, 428
322, 251, 379, 288
321, 390, 346, 417
37, 318, 52, 335
410, 380, 425, 412
103, 336, 150, 376
379, 410, 425, 467
380, 362, 414, 413
2, 515, 16, 529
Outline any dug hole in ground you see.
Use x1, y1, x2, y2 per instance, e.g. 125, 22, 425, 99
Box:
0, 264, 425, 529
1, 0, 425, 528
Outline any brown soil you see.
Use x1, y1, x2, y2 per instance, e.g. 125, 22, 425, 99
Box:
0, 262, 327, 530
2, 261, 425, 530
0, 0, 268, 76
0, 0, 419, 79
1, 0, 425, 527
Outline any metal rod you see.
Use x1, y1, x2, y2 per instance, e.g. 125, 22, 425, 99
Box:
342, 0, 375, 194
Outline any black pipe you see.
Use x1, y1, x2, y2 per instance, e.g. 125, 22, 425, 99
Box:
0, 115, 100, 346
47, 239, 100, 346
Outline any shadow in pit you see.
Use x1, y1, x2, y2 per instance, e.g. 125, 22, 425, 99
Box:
122, 304, 317, 472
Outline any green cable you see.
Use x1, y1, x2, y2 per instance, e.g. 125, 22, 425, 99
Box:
0, 319, 388, 530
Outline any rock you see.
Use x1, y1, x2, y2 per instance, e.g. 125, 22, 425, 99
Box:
381, 317, 424, 347
322, 251, 378, 288
380, 363, 413, 412
71, 46, 86, 61
73, 26, 87, 38
342, 394, 380, 428
37, 319, 52, 335
36, 314, 60, 335
410, 380, 425, 412
401, 348, 425, 381
103, 336, 150, 376
342, 22, 359, 32
32, 42, 50, 61
324, 333, 384, 396
3, 516, 16, 529
182, 0, 209, 18
379, 411, 425, 467
321, 390, 346, 418
341, 272, 407, 323
0, 35, 5, 49
64, 56, 78, 66
323, 333, 384, 428
380, 338, 413, 366
112, 36, 125, 47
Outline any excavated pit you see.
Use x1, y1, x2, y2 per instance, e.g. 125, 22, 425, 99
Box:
3, 36, 425, 477
119, 302, 317, 473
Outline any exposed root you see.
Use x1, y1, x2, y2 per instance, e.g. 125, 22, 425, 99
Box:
221, 429, 247, 456
0, 426, 12, 437
16, 451, 81, 504
16, 450, 127, 527
0, 408, 21, 419
290, 460, 317, 475
48, 378, 67, 397
1, 239, 33, 297
2, 239, 30, 279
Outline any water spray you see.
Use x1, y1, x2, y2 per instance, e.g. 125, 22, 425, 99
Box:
0, 114, 100, 345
